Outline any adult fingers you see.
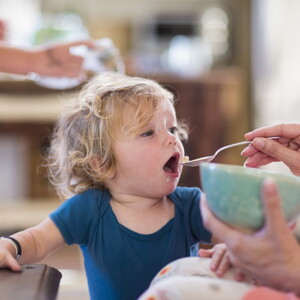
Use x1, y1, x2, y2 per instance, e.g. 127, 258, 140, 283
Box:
251, 138, 300, 170
68, 54, 84, 65
260, 179, 290, 237
67, 39, 95, 49
245, 123, 300, 141
241, 137, 292, 159
241, 143, 260, 157
243, 152, 278, 168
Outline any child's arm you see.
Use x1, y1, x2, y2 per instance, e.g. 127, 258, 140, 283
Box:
0, 217, 65, 271
199, 243, 232, 277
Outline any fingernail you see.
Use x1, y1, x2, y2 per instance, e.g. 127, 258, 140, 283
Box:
241, 147, 249, 155
263, 178, 277, 193
243, 160, 249, 167
253, 138, 266, 148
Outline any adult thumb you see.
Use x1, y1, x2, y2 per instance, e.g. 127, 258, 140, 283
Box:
260, 179, 287, 235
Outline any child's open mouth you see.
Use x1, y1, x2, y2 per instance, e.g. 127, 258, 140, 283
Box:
163, 153, 180, 174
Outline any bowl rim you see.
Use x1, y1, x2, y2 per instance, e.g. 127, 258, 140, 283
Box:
200, 162, 300, 183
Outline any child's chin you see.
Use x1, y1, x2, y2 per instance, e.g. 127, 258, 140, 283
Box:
165, 182, 178, 193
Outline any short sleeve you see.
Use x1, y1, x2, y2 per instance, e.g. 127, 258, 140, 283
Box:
49, 189, 108, 245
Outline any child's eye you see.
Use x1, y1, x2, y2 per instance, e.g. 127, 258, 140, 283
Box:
141, 130, 154, 137
169, 127, 178, 135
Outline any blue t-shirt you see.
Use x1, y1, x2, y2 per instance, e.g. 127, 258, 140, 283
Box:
49, 187, 211, 300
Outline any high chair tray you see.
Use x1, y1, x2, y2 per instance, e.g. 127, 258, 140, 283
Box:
0, 264, 62, 300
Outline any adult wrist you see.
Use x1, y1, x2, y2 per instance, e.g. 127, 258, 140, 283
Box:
1, 236, 22, 262
27, 49, 45, 75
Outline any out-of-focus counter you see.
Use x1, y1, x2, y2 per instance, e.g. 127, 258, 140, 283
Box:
0, 93, 70, 123
0, 76, 80, 123
0, 199, 59, 235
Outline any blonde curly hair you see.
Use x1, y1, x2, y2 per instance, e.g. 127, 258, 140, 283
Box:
47, 72, 188, 199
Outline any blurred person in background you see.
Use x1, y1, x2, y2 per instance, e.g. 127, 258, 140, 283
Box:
0, 40, 94, 79
0, 19, 5, 40
0, 18, 94, 79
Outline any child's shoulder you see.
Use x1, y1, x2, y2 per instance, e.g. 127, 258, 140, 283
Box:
71, 187, 108, 199
62, 188, 110, 211
172, 186, 201, 198
170, 186, 202, 208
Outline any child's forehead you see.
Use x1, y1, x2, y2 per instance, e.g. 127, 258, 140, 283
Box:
152, 100, 176, 117
117, 96, 175, 137
124, 94, 172, 114
136, 102, 175, 124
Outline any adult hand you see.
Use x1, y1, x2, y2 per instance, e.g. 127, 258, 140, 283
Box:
34, 39, 95, 78
0, 20, 6, 40
200, 179, 300, 294
241, 123, 300, 175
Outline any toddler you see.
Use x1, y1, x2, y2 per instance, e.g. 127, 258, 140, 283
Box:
0, 72, 213, 300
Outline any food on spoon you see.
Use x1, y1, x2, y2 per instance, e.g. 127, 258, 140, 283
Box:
182, 156, 189, 163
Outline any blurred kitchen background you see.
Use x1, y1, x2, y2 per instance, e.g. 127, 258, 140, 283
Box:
0, 0, 299, 299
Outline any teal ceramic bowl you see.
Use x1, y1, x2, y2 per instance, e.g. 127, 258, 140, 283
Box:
200, 162, 300, 231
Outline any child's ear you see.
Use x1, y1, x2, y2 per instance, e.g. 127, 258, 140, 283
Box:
89, 156, 102, 174
89, 156, 115, 179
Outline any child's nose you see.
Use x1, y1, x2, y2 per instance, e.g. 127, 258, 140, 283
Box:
165, 131, 177, 146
